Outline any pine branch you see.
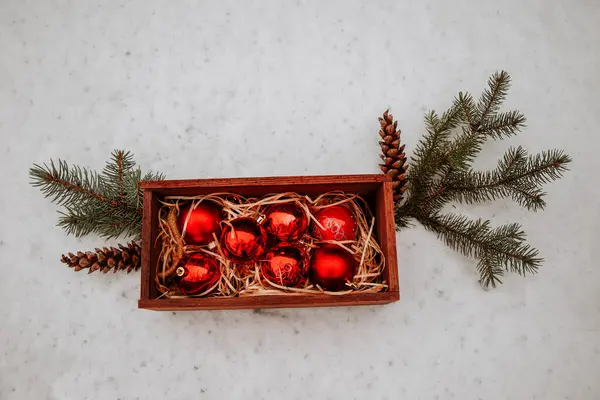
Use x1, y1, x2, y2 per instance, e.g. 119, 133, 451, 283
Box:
57, 209, 101, 238
444, 126, 486, 170
476, 255, 504, 288
477, 70, 511, 121
444, 147, 571, 211
58, 205, 142, 239
417, 213, 542, 287
30, 160, 109, 207
479, 110, 526, 139
456, 91, 477, 129
102, 150, 136, 202
406, 105, 462, 205
392, 70, 572, 288
440, 107, 525, 173
30, 150, 164, 239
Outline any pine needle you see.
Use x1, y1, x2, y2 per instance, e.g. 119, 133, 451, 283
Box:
396, 70, 571, 288
30, 150, 165, 239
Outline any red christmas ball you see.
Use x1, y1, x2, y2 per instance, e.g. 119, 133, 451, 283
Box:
176, 253, 220, 295
260, 243, 309, 288
178, 202, 223, 245
263, 203, 309, 242
311, 205, 357, 241
310, 244, 356, 291
220, 218, 268, 263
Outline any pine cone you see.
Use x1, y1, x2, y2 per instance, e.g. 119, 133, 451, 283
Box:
60, 241, 141, 274
378, 109, 408, 203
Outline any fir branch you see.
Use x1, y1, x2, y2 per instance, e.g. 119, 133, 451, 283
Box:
30, 150, 164, 239
477, 255, 504, 288
477, 70, 511, 121
57, 210, 100, 238
406, 105, 462, 205
30, 160, 109, 207
102, 150, 136, 202
444, 126, 486, 170
417, 213, 542, 287
394, 70, 571, 288
59, 204, 142, 239
445, 147, 571, 211
456, 91, 477, 129
478, 110, 526, 139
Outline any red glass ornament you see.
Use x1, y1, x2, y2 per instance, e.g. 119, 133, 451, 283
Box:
310, 244, 356, 291
176, 253, 220, 295
263, 203, 309, 242
260, 243, 309, 288
220, 218, 268, 263
311, 205, 357, 241
178, 202, 223, 245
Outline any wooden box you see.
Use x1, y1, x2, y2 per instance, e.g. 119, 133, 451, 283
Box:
138, 174, 399, 311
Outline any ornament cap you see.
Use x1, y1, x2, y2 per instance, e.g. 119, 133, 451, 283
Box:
176, 266, 186, 277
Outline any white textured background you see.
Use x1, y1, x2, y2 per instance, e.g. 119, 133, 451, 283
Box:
1, 1, 599, 399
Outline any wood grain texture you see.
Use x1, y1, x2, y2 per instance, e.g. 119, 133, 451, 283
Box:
140, 174, 399, 310
141, 174, 390, 190
377, 181, 400, 294
140, 191, 152, 300
138, 292, 399, 311
140, 191, 160, 300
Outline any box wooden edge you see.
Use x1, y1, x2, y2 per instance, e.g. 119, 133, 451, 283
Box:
138, 291, 399, 311
139, 190, 153, 301
141, 174, 391, 189
382, 181, 400, 294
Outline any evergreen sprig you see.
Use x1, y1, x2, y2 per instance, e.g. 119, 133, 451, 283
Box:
30, 150, 164, 239
395, 71, 571, 288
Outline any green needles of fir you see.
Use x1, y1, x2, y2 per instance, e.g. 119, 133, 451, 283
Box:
102, 150, 136, 201
418, 213, 542, 288
397, 70, 571, 288
444, 147, 571, 211
29, 159, 108, 207
30, 150, 164, 240
479, 110, 526, 139
477, 70, 511, 121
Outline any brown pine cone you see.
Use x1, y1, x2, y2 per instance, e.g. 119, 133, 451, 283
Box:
60, 241, 141, 274
378, 109, 408, 203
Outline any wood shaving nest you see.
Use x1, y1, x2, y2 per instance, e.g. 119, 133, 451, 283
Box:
155, 191, 387, 298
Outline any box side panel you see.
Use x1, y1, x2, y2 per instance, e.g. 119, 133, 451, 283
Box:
152, 182, 382, 198
376, 182, 399, 294
140, 190, 153, 300
140, 190, 160, 302
139, 292, 398, 311
141, 174, 390, 190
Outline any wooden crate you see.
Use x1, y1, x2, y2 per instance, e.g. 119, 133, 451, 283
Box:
138, 174, 399, 311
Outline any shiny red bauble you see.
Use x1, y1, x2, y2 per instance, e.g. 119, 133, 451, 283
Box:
260, 243, 309, 288
176, 253, 220, 295
178, 202, 223, 245
310, 244, 356, 291
220, 218, 268, 263
312, 205, 357, 241
263, 203, 309, 242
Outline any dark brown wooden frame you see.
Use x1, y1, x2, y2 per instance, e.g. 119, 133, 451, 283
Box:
139, 174, 399, 311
